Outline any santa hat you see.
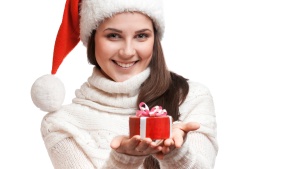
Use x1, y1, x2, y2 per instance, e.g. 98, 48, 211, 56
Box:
31, 0, 165, 112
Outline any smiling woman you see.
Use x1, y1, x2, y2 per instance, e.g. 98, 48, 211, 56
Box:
91, 12, 155, 82
30, 0, 218, 169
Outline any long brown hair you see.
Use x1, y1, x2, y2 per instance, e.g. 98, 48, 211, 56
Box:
87, 28, 189, 169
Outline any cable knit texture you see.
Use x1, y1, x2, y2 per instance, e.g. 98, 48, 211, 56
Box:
41, 67, 218, 169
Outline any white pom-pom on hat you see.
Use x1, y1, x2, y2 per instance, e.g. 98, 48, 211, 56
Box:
31, 75, 65, 112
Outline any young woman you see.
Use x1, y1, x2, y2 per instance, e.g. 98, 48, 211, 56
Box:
31, 0, 218, 168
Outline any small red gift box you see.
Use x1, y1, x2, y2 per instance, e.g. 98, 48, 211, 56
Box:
129, 102, 172, 139
129, 116, 172, 139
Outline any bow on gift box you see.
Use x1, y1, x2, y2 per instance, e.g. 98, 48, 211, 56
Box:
136, 102, 167, 117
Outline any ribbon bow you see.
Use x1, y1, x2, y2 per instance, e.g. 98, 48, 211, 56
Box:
136, 102, 167, 117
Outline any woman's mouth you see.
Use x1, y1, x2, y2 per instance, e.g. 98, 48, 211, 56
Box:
114, 61, 137, 68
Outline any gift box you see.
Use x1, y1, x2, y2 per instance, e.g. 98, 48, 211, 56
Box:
129, 116, 172, 139
129, 102, 172, 139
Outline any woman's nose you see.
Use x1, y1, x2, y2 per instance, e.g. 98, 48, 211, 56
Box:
119, 41, 136, 58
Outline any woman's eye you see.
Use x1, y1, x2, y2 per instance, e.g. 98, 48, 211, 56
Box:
136, 33, 148, 39
107, 33, 120, 39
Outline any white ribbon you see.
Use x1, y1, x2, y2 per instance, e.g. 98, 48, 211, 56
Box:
140, 117, 147, 139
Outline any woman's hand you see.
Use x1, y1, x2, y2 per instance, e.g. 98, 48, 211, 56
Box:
155, 121, 200, 159
110, 135, 163, 156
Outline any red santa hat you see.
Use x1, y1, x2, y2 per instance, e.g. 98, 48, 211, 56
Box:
31, 0, 165, 112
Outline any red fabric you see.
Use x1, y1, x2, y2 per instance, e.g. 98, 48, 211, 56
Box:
129, 116, 171, 140
52, 0, 81, 74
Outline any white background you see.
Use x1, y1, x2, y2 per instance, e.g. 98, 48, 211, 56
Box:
1, 0, 299, 168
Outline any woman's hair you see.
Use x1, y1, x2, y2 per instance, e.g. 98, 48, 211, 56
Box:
87, 27, 189, 169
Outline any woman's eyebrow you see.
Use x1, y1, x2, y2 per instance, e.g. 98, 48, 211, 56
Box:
135, 29, 152, 33
103, 28, 122, 33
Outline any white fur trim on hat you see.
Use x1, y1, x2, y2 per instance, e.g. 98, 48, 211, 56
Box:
80, 0, 165, 46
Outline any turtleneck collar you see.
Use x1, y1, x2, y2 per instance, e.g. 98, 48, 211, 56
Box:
88, 67, 150, 94
73, 67, 150, 111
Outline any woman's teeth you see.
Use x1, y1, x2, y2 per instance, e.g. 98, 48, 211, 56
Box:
116, 61, 135, 68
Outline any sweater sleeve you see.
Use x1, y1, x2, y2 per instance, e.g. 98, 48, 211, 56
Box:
48, 138, 147, 169
41, 112, 147, 169
48, 138, 95, 169
157, 82, 218, 169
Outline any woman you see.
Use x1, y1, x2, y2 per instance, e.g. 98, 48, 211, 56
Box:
31, 0, 218, 168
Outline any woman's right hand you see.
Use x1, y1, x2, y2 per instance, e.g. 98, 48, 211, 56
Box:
110, 135, 163, 156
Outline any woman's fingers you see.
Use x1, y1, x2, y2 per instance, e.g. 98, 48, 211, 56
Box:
173, 122, 200, 147
173, 132, 184, 148
110, 135, 125, 149
111, 135, 162, 155
180, 122, 200, 132
110, 135, 140, 151
162, 138, 174, 147
135, 137, 152, 152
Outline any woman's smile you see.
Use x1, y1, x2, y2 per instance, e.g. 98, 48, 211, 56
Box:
113, 60, 139, 69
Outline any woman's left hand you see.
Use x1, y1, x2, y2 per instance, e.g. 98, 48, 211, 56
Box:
155, 121, 200, 159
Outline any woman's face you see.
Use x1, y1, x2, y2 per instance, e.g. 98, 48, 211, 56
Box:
95, 12, 155, 82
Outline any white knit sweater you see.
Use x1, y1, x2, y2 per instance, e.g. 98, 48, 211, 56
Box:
41, 67, 218, 169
